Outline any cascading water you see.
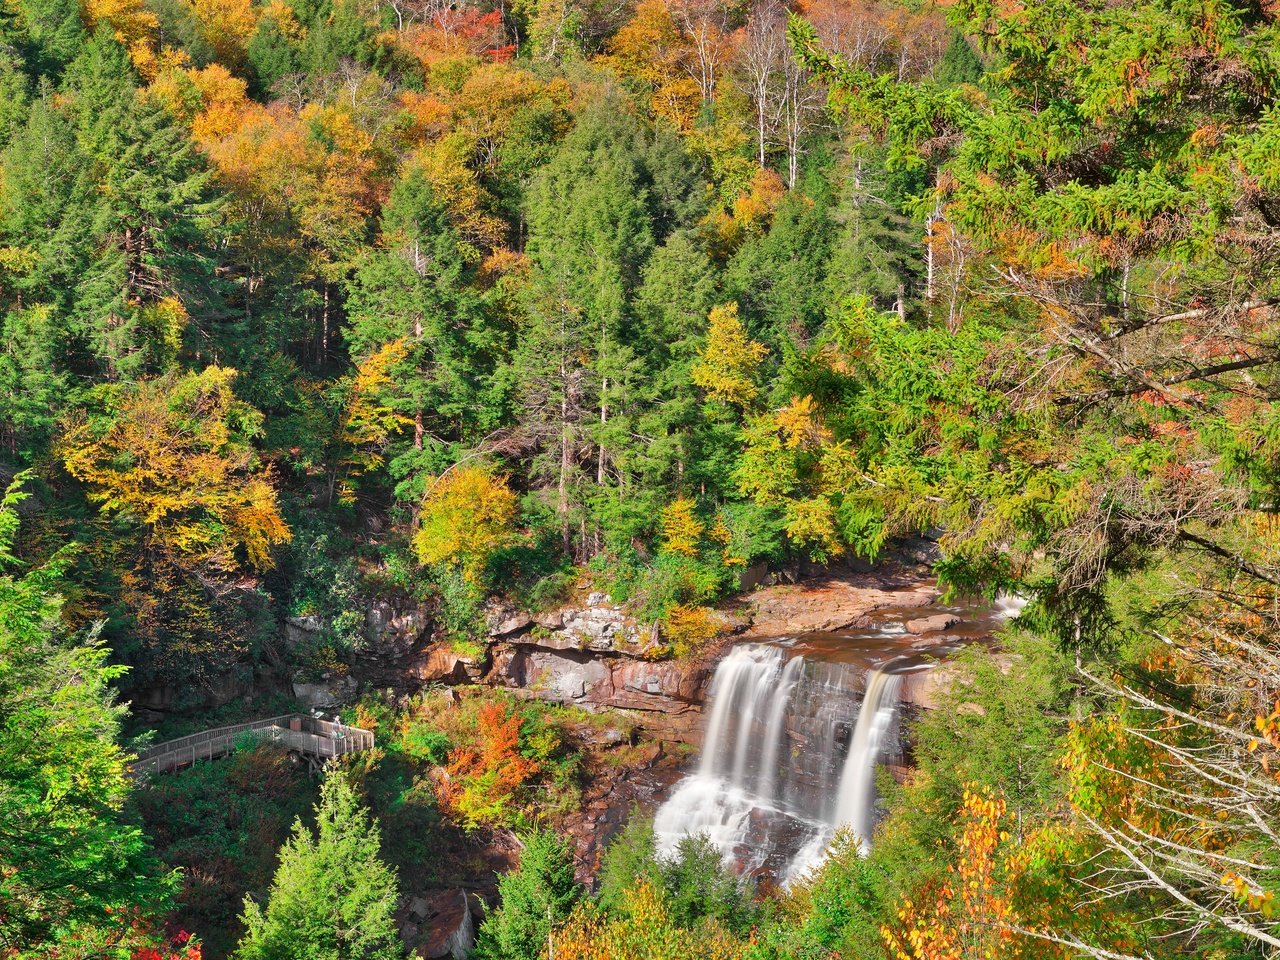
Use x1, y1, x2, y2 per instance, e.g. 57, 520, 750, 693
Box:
653, 643, 912, 883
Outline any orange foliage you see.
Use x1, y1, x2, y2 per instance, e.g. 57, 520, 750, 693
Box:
437, 702, 539, 828
198, 98, 385, 268
883, 788, 1051, 960
189, 0, 259, 69
603, 0, 701, 130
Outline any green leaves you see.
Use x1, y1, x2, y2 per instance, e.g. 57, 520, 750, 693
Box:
0, 475, 173, 953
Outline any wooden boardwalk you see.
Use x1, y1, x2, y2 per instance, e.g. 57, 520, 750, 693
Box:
130, 714, 375, 776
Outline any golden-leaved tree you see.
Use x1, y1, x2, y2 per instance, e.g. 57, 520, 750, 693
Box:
59, 366, 290, 690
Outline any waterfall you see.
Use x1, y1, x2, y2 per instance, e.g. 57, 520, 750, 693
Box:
832, 669, 902, 854
653, 643, 908, 882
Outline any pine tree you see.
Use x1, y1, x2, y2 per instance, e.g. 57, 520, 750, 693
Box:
474, 831, 582, 960
235, 770, 403, 960
13, 0, 87, 78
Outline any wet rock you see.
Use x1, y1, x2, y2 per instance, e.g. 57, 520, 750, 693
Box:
292, 675, 358, 710
905, 614, 961, 635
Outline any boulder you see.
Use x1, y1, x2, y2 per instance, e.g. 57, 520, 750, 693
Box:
904, 614, 961, 635
419, 890, 475, 960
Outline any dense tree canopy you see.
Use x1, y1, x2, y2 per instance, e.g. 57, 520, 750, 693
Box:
12, 0, 1280, 956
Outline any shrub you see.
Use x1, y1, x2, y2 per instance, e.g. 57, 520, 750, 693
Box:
660, 604, 721, 659
439, 702, 541, 830
399, 722, 452, 765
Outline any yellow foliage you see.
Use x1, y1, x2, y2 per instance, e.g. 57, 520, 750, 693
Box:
135, 296, 189, 368
336, 339, 413, 501
660, 496, 703, 557
82, 0, 160, 78
200, 97, 382, 266
408, 136, 507, 258
662, 604, 721, 659
58, 366, 291, 574
882, 787, 1056, 960
414, 465, 519, 583
775, 394, 830, 450
785, 497, 844, 558
553, 880, 745, 960
691, 302, 767, 408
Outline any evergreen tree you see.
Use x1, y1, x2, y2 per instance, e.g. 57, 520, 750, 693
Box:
0, 475, 170, 952
0, 53, 28, 147
630, 231, 720, 495
247, 10, 300, 96
12, 0, 85, 79
235, 770, 403, 960
933, 31, 984, 89
474, 831, 582, 960
60, 31, 224, 377
725, 177, 837, 351
345, 166, 501, 499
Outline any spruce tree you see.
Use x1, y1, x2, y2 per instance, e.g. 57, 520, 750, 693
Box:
473, 831, 582, 960
235, 770, 403, 960
344, 166, 498, 498
0, 476, 169, 952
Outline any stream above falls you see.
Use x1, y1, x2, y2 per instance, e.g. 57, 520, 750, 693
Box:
652, 594, 1024, 885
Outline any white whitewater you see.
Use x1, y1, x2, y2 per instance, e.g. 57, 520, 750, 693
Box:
653, 643, 908, 882
832, 669, 902, 854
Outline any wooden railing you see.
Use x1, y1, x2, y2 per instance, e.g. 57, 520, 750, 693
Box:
130, 714, 375, 776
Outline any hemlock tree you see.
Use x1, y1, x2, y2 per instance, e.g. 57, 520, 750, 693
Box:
0, 475, 170, 952
474, 831, 582, 960
235, 770, 403, 960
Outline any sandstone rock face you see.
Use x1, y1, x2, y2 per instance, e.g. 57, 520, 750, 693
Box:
485, 601, 533, 638
507, 594, 657, 656
406, 646, 482, 684
489, 645, 714, 742
365, 599, 433, 657
741, 573, 941, 638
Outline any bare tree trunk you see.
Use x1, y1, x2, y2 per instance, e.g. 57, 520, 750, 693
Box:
597, 378, 607, 486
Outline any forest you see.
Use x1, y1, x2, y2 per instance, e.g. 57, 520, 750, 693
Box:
6, 0, 1280, 956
